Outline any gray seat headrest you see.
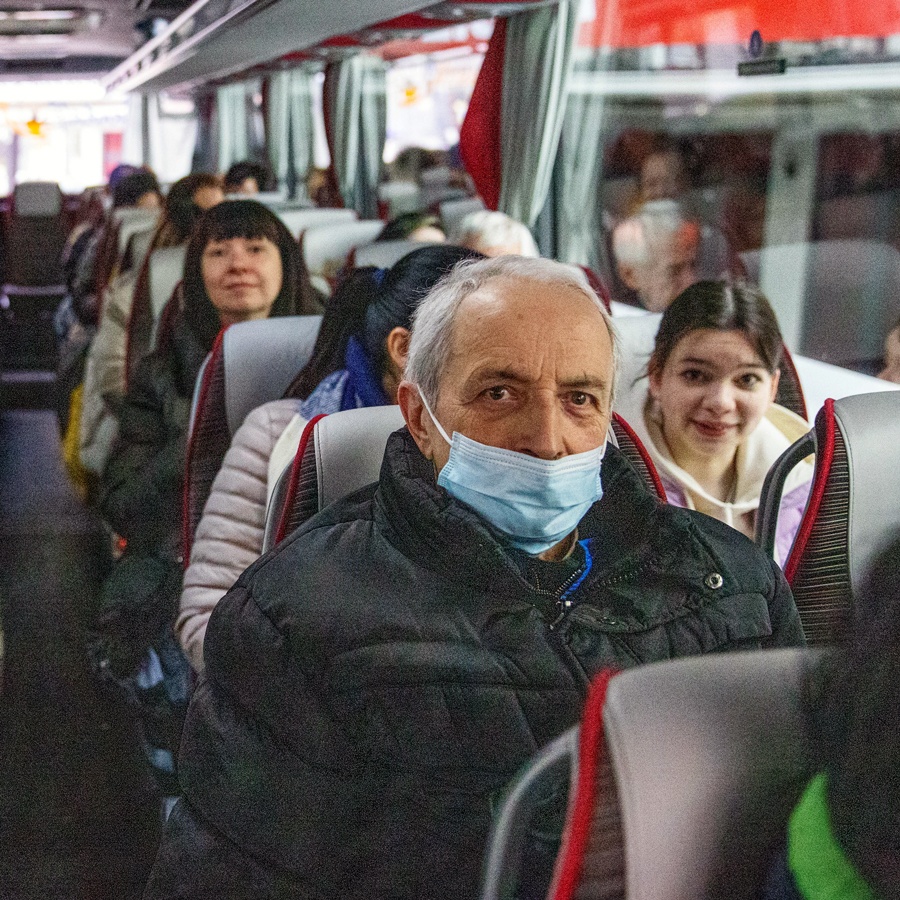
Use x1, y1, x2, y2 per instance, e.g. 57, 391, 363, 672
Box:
278, 207, 357, 239
223, 315, 322, 435
833, 391, 900, 594
302, 220, 385, 275
604, 648, 820, 900
148, 246, 187, 319
354, 240, 428, 269
14, 181, 62, 217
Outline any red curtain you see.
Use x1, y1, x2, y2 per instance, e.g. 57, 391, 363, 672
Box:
459, 17, 506, 211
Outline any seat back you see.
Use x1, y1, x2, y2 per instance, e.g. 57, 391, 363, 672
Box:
5, 181, 67, 286
741, 239, 900, 368
277, 207, 357, 239
440, 196, 486, 234
183, 315, 322, 563
300, 219, 385, 280
379, 182, 423, 218
759, 391, 900, 644
352, 239, 426, 269
263, 408, 666, 554
547, 649, 820, 900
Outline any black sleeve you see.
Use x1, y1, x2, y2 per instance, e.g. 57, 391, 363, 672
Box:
99, 353, 187, 545
764, 560, 806, 648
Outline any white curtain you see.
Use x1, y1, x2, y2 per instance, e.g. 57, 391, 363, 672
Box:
326, 54, 387, 217
216, 82, 250, 172
498, 1, 578, 228
268, 67, 317, 193
122, 93, 197, 184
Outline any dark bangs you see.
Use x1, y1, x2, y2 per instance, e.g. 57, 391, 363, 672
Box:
198, 199, 285, 245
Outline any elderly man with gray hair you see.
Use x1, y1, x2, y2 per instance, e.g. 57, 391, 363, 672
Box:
146, 256, 802, 900
612, 199, 701, 311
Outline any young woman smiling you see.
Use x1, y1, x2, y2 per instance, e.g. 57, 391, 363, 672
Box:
631, 280, 813, 566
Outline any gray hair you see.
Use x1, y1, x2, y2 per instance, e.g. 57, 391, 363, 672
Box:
611, 199, 691, 266
406, 255, 619, 406
450, 210, 540, 258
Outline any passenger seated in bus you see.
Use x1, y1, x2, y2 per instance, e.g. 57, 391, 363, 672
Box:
638, 139, 690, 204
91, 200, 310, 791
623, 280, 813, 567
177, 244, 481, 673
223, 160, 269, 195
451, 209, 540, 257
79, 174, 225, 481
145, 256, 803, 900
762, 536, 900, 900
611, 199, 700, 312
878, 315, 900, 383
378, 211, 445, 243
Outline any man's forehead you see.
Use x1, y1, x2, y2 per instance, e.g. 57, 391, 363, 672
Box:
457, 275, 599, 319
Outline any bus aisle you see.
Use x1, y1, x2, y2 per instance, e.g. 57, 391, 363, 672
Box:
0, 379, 160, 900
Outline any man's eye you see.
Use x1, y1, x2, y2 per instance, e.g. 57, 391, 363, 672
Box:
485, 386, 508, 401
570, 391, 590, 406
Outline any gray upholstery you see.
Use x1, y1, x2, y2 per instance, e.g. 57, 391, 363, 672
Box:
440, 196, 486, 234
603, 648, 820, 900
112, 206, 159, 232
353, 239, 426, 269
832, 391, 900, 595
379, 181, 423, 217
119, 218, 157, 261
480, 728, 579, 900
608, 313, 663, 426
128, 227, 156, 273
740, 239, 900, 366
13, 181, 62, 217
149, 245, 187, 321
277, 207, 357, 239
301, 219, 385, 275
222, 315, 322, 435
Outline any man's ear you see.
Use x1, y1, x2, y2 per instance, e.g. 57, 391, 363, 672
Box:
397, 380, 435, 460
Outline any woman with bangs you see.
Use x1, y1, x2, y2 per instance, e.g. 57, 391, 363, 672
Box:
92, 200, 316, 795
623, 280, 813, 567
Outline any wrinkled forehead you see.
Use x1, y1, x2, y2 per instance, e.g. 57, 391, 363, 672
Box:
444, 275, 615, 377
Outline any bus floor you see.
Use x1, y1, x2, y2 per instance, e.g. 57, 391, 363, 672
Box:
0, 395, 161, 899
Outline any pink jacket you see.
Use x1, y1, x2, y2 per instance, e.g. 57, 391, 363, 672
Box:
177, 399, 301, 672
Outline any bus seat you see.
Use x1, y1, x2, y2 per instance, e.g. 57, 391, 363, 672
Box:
277, 207, 357, 239
379, 182, 423, 218
184, 314, 322, 562
13, 181, 62, 218
299, 219, 385, 280
5, 181, 67, 287
263, 408, 665, 554
534, 648, 820, 900
757, 391, 900, 644
814, 191, 900, 244
610, 312, 808, 423
148, 245, 188, 347
352, 239, 429, 269
740, 239, 900, 368
439, 196, 486, 234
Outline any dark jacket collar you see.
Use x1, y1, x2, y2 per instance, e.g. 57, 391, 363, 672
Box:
373, 428, 687, 610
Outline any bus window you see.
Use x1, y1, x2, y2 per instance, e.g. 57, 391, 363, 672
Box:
557, 0, 900, 371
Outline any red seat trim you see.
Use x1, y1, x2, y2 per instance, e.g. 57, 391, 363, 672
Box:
274, 413, 328, 546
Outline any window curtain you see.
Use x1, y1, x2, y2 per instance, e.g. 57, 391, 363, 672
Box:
122, 93, 197, 184
498, 1, 578, 228
554, 53, 609, 268
324, 54, 387, 217
217, 82, 250, 173
268, 67, 317, 195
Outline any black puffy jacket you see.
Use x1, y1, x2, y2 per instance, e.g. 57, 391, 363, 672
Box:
96, 313, 208, 660
145, 429, 804, 900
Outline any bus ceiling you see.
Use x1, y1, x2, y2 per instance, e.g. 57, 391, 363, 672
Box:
100, 1, 555, 95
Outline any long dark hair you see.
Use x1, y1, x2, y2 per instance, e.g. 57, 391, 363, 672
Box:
286, 244, 484, 400
649, 279, 783, 378
181, 199, 317, 349
152, 173, 222, 251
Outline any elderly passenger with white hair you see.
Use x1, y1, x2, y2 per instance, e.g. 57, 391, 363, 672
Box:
146, 256, 803, 900
612, 199, 700, 311
451, 209, 540, 257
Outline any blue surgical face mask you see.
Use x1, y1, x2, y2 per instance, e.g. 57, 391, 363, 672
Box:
418, 389, 606, 556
